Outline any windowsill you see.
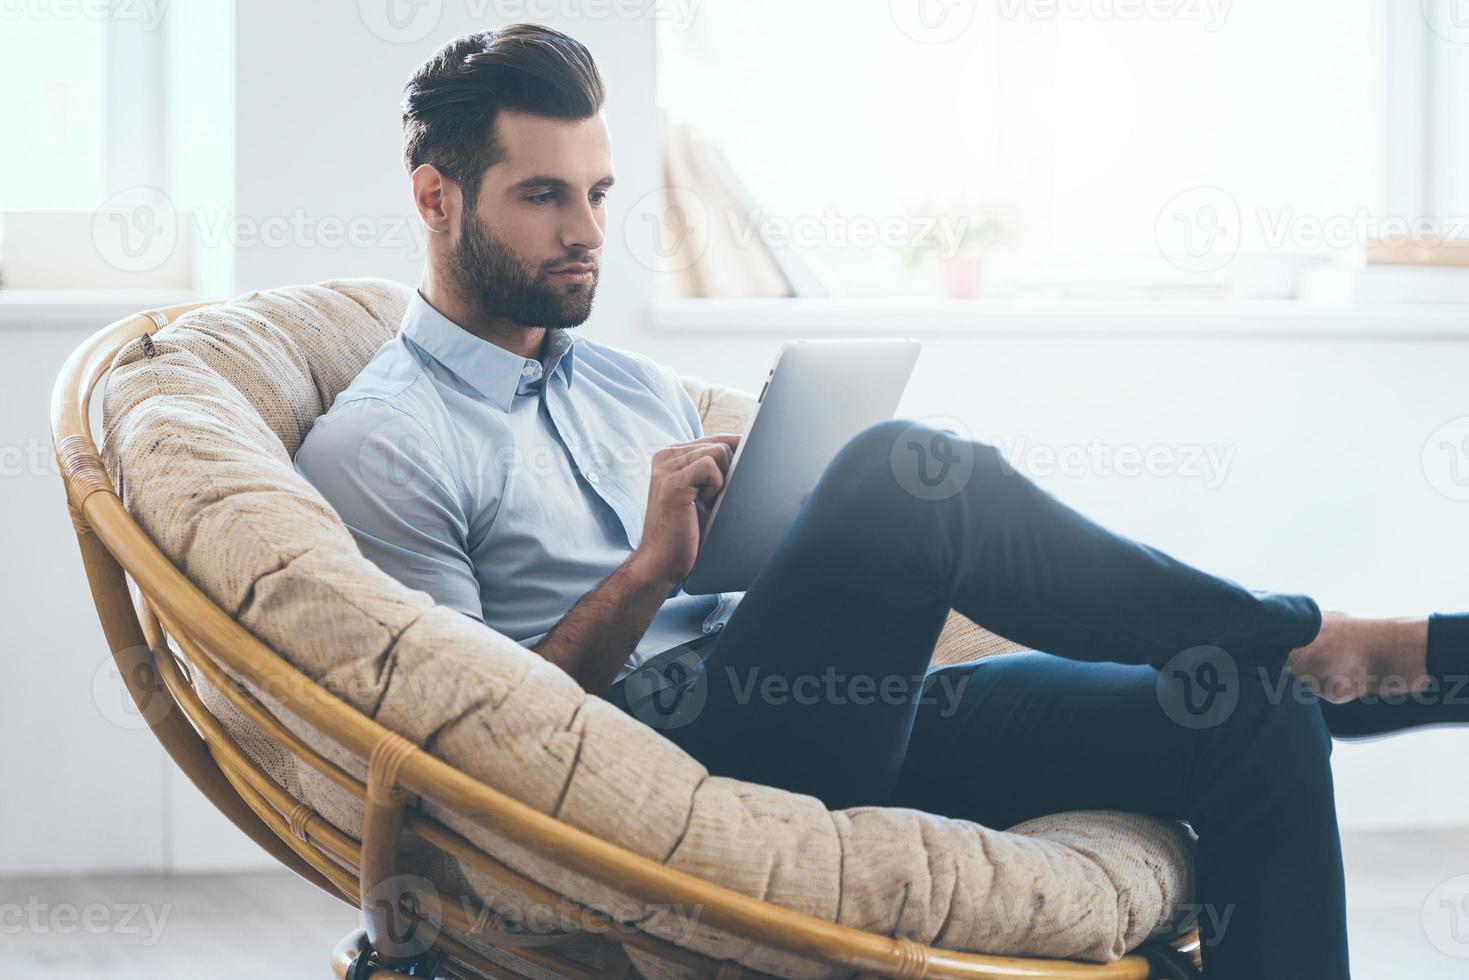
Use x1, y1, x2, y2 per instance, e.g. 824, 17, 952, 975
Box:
8, 291, 1468, 339
0, 289, 206, 328
649, 297, 1469, 340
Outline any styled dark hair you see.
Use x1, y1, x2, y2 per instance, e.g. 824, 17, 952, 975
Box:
401, 24, 606, 205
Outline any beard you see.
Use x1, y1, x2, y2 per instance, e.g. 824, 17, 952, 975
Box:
448, 209, 598, 329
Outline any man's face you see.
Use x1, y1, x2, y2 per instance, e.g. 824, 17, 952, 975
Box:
449, 109, 614, 329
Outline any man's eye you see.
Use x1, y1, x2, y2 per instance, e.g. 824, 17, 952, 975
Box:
527, 192, 558, 204
590, 191, 608, 205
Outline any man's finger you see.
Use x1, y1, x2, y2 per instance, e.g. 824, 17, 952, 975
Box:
664, 441, 734, 474
661, 433, 740, 458
678, 455, 726, 499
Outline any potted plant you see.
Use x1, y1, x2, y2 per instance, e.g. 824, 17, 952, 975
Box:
899, 203, 1012, 299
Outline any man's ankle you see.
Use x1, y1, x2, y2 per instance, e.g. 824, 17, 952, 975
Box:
1286, 613, 1431, 703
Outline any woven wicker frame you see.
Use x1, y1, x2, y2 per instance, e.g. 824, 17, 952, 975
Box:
51, 300, 1200, 979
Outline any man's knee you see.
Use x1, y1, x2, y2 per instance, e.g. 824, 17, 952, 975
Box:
826, 418, 1007, 506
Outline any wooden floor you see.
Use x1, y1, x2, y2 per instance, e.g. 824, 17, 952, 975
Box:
2, 829, 1467, 978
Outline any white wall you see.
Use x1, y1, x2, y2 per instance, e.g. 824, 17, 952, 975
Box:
0, 318, 170, 875
3, 3, 1466, 877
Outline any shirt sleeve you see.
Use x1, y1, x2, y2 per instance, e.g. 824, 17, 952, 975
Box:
294, 399, 485, 622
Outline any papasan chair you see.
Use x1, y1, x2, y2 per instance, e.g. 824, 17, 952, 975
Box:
51, 278, 1204, 979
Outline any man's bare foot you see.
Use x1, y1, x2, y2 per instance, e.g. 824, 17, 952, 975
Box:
1286, 612, 1430, 704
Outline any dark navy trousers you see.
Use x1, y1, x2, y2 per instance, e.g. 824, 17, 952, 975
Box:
606, 419, 1469, 980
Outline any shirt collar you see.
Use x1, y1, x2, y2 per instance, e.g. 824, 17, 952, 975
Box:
400, 290, 577, 413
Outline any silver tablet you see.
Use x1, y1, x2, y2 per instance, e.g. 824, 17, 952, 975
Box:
682, 338, 921, 596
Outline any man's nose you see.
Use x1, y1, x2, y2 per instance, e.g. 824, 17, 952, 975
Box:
561, 198, 605, 254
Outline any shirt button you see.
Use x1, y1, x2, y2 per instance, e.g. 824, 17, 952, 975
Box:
586, 470, 601, 485
521, 364, 536, 377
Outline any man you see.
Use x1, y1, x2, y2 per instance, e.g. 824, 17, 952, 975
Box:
295, 24, 1469, 980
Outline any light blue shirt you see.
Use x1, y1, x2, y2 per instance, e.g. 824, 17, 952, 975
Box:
294, 291, 741, 682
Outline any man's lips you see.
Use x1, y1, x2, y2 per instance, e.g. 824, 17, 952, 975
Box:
548, 262, 596, 281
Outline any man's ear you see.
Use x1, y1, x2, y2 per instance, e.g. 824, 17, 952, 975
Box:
410, 164, 457, 236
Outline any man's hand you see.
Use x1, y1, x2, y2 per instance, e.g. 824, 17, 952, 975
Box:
532, 432, 742, 695
531, 431, 740, 696
630, 434, 741, 589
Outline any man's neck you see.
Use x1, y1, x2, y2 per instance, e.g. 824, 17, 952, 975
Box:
418, 277, 546, 362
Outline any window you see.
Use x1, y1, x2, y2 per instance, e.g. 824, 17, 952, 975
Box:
0, 9, 176, 291
654, 0, 1468, 302
0, 17, 107, 212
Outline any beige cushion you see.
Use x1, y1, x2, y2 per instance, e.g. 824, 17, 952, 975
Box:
102, 278, 1195, 978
